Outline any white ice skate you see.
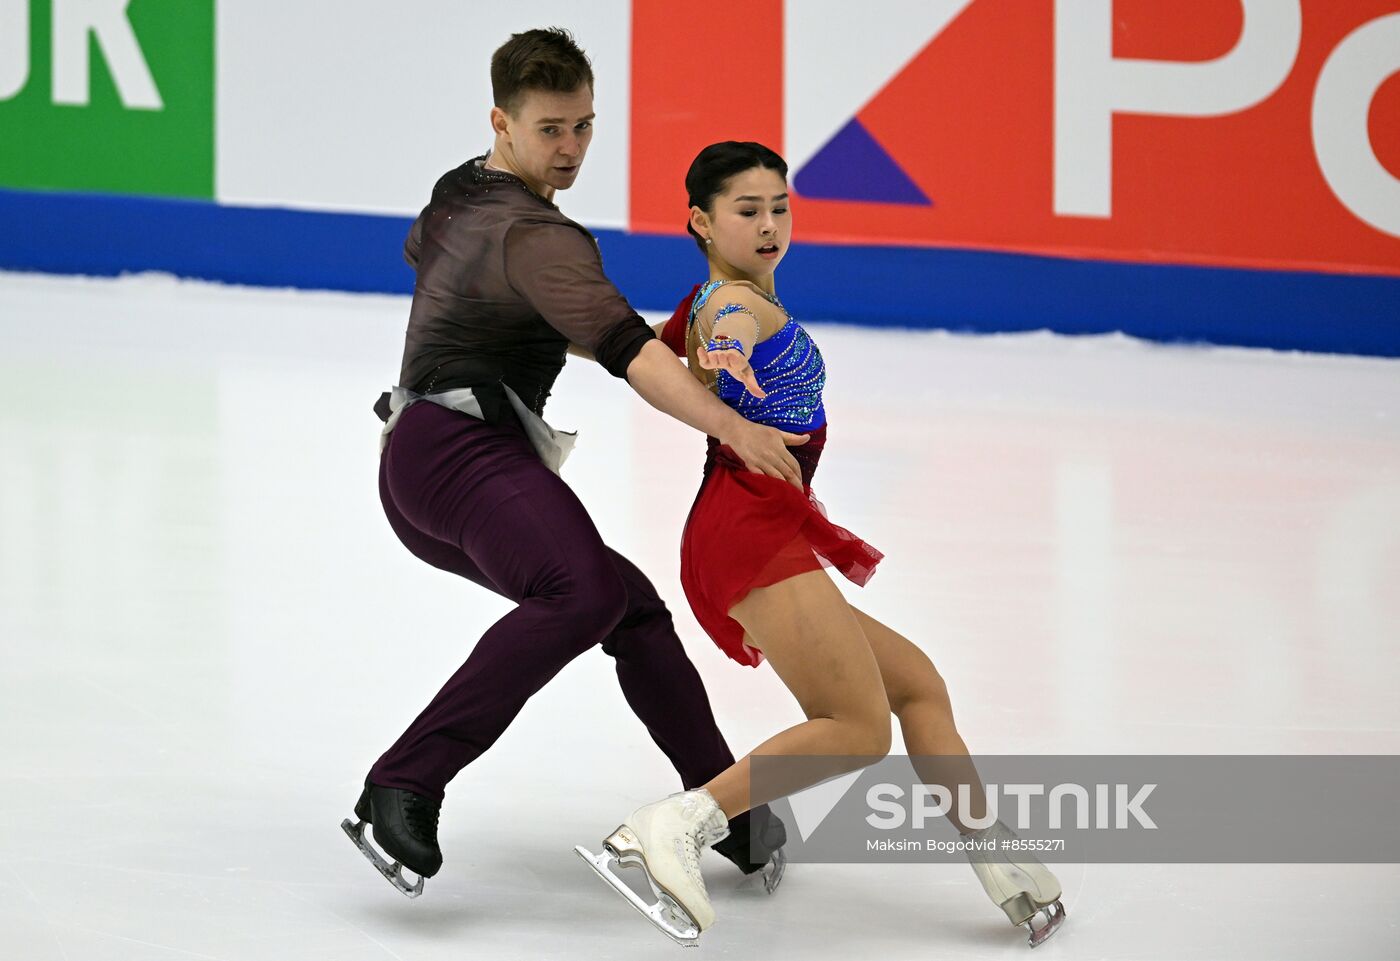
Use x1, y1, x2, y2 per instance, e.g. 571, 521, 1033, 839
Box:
964, 820, 1067, 947
574, 789, 730, 947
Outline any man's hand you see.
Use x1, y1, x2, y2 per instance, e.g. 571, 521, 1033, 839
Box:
697, 341, 765, 399
624, 339, 806, 487
720, 418, 809, 489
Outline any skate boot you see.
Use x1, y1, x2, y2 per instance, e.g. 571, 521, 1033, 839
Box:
575, 789, 730, 946
711, 803, 788, 893
963, 820, 1066, 947
341, 778, 442, 898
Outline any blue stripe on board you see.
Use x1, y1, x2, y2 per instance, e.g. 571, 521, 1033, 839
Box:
3, 187, 1398, 357
0, 188, 417, 294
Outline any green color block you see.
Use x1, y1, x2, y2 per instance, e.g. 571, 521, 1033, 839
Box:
0, 1, 215, 198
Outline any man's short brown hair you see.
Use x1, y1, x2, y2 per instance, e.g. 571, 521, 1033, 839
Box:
491, 28, 594, 114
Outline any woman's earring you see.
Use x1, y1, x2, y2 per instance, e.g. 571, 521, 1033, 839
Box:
705, 237, 713, 246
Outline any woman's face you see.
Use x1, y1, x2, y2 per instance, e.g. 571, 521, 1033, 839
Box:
698, 166, 791, 277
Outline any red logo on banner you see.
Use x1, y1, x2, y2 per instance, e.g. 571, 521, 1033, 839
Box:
631, 0, 1400, 277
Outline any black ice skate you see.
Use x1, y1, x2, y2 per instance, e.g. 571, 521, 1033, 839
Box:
340, 780, 443, 898
711, 803, 788, 894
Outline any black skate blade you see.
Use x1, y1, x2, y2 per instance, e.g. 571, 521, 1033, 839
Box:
341, 818, 425, 898
1027, 900, 1066, 948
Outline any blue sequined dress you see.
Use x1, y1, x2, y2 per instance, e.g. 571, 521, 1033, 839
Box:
674, 281, 883, 668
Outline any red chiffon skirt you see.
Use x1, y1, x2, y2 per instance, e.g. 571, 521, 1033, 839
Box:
680, 425, 883, 667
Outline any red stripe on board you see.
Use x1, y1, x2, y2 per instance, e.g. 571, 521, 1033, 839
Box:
629, 0, 783, 235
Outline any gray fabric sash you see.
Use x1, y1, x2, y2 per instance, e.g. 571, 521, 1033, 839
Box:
378, 385, 577, 474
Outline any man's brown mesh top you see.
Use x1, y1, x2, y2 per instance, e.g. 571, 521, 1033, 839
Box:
397, 155, 655, 416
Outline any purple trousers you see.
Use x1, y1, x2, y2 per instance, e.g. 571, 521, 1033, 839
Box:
371, 400, 738, 802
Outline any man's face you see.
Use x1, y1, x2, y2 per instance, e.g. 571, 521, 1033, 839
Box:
494, 85, 595, 197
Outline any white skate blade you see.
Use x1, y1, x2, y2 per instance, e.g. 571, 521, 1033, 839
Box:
573, 844, 700, 947
761, 848, 786, 894
341, 818, 425, 899
1023, 899, 1066, 948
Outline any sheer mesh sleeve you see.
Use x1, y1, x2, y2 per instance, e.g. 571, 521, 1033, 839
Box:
503, 220, 654, 378
403, 210, 426, 269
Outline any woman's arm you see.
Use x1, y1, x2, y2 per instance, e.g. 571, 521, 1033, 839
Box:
691, 283, 785, 398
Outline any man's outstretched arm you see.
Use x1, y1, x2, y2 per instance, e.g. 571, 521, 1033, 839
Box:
625, 339, 806, 489
506, 222, 804, 487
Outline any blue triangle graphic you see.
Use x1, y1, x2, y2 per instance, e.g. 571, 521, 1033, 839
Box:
794, 118, 933, 206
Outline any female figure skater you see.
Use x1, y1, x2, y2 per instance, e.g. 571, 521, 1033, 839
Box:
576, 142, 1066, 948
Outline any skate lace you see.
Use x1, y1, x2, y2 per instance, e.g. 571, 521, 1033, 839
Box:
678, 798, 727, 886
678, 832, 702, 884
402, 794, 441, 840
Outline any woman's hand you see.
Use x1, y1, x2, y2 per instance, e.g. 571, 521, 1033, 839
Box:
697, 339, 766, 399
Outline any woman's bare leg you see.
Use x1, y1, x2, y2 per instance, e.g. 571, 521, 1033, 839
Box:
850, 605, 989, 834
700, 569, 892, 819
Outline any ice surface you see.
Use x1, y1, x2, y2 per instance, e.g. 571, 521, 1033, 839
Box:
2, 270, 1397, 960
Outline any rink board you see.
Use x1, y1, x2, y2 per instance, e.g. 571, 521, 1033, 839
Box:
1, 1, 1398, 353
4, 187, 1397, 357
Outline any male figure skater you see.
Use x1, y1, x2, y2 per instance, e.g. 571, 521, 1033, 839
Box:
342, 27, 799, 898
